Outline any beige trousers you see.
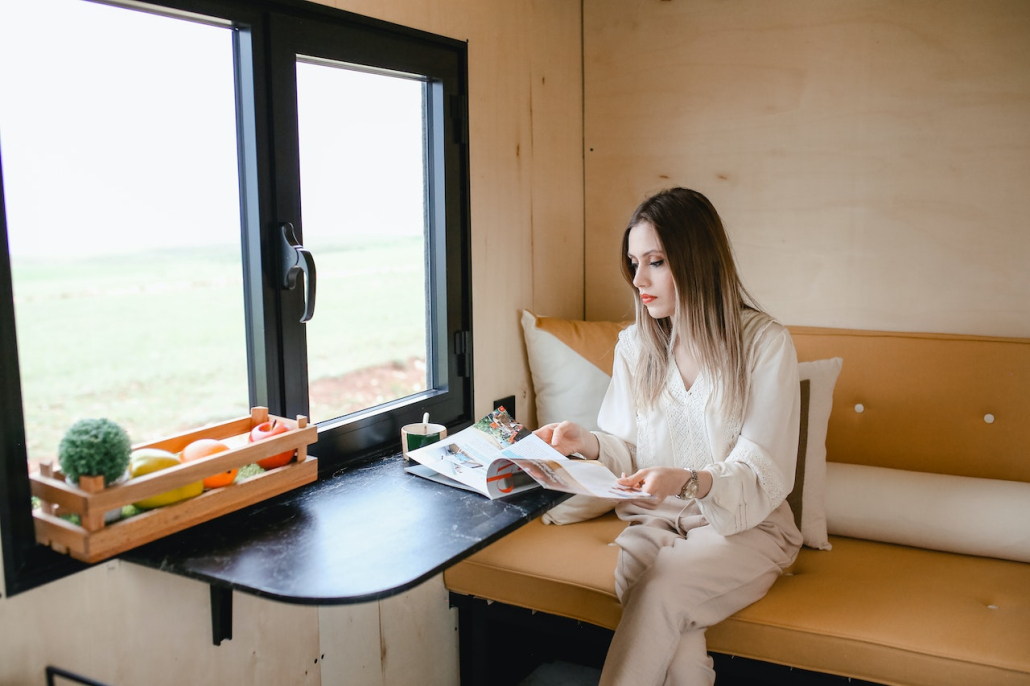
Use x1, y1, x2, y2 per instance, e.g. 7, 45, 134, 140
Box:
599, 498, 802, 686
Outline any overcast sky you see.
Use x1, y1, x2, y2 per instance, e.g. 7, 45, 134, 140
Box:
0, 0, 425, 260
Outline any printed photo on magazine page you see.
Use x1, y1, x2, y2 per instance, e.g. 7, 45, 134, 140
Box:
405, 407, 653, 501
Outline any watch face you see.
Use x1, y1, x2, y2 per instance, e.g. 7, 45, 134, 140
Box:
678, 469, 700, 499
686, 470, 700, 498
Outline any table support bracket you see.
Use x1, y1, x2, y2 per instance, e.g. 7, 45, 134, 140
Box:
211, 585, 233, 646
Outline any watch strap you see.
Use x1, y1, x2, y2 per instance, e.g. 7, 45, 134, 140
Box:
677, 468, 699, 499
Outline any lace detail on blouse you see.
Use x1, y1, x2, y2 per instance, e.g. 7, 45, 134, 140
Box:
635, 407, 653, 469
663, 366, 712, 471
729, 441, 790, 505
618, 325, 640, 364
633, 358, 714, 471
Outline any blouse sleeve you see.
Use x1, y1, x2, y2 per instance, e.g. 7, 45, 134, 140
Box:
697, 324, 800, 535
592, 330, 638, 478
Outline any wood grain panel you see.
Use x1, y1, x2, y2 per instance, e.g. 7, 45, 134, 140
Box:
319, 601, 384, 686
317, 577, 459, 686
379, 575, 459, 686
530, 0, 585, 323
0, 561, 321, 685
584, 0, 1030, 337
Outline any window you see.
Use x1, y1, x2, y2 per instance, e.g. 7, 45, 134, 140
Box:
296, 63, 431, 422
0, 0, 248, 471
0, 0, 471, 596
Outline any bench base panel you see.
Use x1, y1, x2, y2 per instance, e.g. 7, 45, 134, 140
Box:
450, 594, 885, 686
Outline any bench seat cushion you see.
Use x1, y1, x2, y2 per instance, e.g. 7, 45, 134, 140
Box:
444, 513, 1030, 686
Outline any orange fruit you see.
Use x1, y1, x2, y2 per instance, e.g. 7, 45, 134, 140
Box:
181, 438, 237, 489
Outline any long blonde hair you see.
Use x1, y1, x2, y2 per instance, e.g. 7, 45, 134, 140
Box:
621, 188, 764, 419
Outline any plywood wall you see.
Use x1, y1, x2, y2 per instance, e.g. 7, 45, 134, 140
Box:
0, 560, 321, 685
584, 0, 1030, 337
0, 1, 583, 684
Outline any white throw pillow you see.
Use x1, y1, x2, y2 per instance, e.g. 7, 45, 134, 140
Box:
522, 311, 629, 525
826, 462, 1030, 563
521, 310, 629, 430
791, 357, 843, 550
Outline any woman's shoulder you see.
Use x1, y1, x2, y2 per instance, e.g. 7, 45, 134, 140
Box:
615, 322, 640, 361
741, 308, 794, 358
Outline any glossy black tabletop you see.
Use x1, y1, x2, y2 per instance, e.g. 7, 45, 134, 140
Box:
121, 453, 569, 605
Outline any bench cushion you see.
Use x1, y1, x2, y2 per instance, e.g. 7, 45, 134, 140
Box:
447, 513, 624, 629
444, 513, 1030, 686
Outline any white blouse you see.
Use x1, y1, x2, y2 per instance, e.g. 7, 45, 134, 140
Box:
594, 312, 801, 536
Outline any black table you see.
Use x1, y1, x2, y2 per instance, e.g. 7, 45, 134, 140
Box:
121, 453, 569, 643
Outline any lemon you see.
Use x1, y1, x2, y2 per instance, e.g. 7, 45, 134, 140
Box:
130, 448, 204, 509
130, 448, 180, 475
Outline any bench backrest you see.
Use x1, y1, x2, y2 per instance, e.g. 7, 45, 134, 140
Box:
789, 327, 1030, 483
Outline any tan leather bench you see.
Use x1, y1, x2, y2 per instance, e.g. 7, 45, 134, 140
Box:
446, 327, 1030, 685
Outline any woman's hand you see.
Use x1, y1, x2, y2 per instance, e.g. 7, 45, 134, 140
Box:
534, 421, 600, 460
618, 467, 712, 508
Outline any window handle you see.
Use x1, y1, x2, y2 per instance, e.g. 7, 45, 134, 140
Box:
280, 222, 316, 323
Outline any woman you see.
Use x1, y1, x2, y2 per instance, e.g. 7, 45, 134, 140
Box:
535, 188, 802, 685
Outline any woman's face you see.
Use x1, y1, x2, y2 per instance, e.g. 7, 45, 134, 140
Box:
627, 221, 676, 320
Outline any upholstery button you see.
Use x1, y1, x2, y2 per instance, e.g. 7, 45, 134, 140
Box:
854, 403, 865, 413
987, 604, 999, 610
984, 414, 995, 424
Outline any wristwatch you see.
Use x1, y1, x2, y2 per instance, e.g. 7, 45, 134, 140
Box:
677, 468, 700, 499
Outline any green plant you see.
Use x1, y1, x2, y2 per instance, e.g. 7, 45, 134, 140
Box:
58, 418, 132, 486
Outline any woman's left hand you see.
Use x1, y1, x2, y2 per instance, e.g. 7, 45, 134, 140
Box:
617, 467, 692, 509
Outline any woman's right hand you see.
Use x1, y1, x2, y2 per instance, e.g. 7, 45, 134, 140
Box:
533, 421, 600, 460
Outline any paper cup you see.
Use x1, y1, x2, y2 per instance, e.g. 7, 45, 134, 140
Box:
401, 423, 447, 460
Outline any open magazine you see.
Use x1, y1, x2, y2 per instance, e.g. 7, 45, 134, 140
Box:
404, 407, 653, 501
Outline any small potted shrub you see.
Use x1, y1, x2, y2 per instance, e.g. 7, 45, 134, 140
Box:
59, 418, 132, 487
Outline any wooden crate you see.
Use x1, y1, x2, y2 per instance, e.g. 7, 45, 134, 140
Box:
31, 407, 318, 564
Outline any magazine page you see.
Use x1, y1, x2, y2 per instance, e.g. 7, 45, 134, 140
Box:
406, 407, 652, 501
406, 407, 540, 499
403, 463, 484, 495
501, 435, 652, 500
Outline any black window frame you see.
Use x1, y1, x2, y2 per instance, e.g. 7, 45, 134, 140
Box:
0, 0, 472, 597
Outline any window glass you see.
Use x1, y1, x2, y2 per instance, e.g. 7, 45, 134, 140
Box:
0, 0, 247, 468
295, 61, 430, 422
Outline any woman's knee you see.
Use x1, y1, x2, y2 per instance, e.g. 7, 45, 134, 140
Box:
614, 527, 672, 598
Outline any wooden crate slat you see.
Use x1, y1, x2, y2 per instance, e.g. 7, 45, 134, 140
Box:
76, 457, 318, 563
31, 408, 319, 564
33, 512, 89, 557
82, 423, 317, 512
33, 457, 317, 563
30, 474, 90, 512
137, 408, 302, 454
138, 415, 256, 454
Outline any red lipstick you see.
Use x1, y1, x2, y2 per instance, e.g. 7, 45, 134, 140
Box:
640, 294, 656, 304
